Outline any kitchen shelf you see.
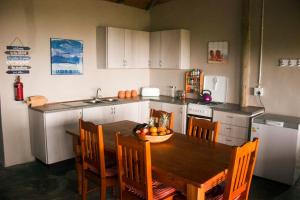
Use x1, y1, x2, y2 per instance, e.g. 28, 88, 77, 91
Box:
185, 70, 204, 99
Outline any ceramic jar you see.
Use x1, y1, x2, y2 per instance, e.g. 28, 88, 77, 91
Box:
118, 91, 125, 99
125, 90, 131, 98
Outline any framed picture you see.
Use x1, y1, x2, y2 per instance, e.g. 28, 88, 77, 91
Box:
50, 38, 83, 75
208, 41, 228, 64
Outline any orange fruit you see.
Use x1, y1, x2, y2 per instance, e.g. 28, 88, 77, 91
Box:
150, 127, 158, 133
151, 132, 158, 136
158, 127, 166, 132
159, 131, 166, 136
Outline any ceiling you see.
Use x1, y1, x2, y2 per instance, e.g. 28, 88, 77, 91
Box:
103, 0, 173, 10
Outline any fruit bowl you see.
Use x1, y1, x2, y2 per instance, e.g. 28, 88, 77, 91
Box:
136, 132, 174, 143
133, 124, 174, 143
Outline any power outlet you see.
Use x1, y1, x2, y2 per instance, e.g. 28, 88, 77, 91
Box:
254, 87, 264, 96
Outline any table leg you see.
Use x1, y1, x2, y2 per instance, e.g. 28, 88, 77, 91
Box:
73, 136, 82, 194
187, 184, 205, 200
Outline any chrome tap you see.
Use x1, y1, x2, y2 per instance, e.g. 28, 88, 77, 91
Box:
96, 88, 102, 100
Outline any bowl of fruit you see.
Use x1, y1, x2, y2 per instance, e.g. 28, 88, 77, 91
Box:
133, 123, 173, 143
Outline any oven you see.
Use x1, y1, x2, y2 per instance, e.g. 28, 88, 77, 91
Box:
187, 103, 213, 123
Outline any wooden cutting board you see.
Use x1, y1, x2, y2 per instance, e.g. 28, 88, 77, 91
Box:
25, 96, 48, 107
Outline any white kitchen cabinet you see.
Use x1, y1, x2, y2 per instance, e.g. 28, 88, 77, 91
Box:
82, 106, 113, 123
149, 101, 187, 134
138, 101, 150, 123
150, 29, 190, 69
114, 103, 140, 122
132, 31, 150, 68
29, 109, 82, 164
82, 103, 140, 124
149, 32, 161, 68
213, 110, 250, 146
162, 103, 187, 134
149, 101, 162, 110
97, 26, 149, 69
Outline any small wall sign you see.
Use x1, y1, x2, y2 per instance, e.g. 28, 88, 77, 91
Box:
5, 37, 31, 74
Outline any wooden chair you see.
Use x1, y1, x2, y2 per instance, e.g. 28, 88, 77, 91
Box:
150, 109, 174, 129
116, 133, 177, 200
187, 117, 220, 142
80, 119, 118, 200
206, 138, 260, 200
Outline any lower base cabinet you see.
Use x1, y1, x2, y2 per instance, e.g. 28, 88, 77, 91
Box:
82, 102, 141, 123
29, 109, 82, 164
213, 110, 250, 146
29, 100, 185, 164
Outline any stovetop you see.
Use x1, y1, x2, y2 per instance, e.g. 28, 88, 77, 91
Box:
190, 101, 224, 107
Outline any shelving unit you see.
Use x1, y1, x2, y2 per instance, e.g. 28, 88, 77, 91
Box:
185, 69, 204, 99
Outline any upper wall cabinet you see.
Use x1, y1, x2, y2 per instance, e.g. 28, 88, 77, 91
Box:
97, 26, 150, 69
150, 29, 190, 69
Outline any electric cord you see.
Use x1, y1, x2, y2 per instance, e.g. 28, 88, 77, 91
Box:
257, 95, 266, 112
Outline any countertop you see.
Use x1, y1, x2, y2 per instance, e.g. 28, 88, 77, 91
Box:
30, 95, 264, 116
253, 113, 300, 129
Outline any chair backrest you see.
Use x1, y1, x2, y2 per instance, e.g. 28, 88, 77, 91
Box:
150, 109, 174, 130
187, 117, 220, 142
116, 133, 153, 200
80, 119, 106, 178
223, 138, 259, 200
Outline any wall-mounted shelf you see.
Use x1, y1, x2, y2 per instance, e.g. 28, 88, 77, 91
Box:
185, 69, 204, 99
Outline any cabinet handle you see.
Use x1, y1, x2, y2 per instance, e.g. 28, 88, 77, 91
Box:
226, 128, 232, 130
226, 116, 233, 119
225, 139, 232, 142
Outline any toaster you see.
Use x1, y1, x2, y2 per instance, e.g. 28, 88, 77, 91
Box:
141, 87, 160, 97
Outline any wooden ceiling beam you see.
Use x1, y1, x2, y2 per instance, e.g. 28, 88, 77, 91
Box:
146, 0, 159, 10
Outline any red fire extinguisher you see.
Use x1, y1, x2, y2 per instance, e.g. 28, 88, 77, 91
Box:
14, 76, 24, 101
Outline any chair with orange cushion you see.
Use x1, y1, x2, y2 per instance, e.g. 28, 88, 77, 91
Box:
116, 133, 177, 200
150, 109, 174, 130
187, 117, 220, 142
80, 119, 118, 200
206, 138, 260, 200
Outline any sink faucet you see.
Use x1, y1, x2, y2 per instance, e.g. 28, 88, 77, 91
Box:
96, 88, 102, 100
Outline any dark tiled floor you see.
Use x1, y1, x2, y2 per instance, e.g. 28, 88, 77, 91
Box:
0, 160, 293, 200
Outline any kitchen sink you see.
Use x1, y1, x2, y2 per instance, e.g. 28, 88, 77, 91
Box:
84, 99, 105, 104
101, 98, 119, 102
84, 98, 119, 104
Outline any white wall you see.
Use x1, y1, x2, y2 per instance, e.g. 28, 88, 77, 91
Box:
150, 0, 242, 103
150, 0, 300, 118
0, 0, 150, 166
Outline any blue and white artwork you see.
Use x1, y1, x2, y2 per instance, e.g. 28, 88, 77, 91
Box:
50, 38, 83, 75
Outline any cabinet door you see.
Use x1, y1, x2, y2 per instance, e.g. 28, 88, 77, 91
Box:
161, 30, 180, 69
82, 106, 113, 124
149, 101, 162, 110
139, 101, 150, 123
45, 109, 82, 164
150, 32, 161, 68
29, 109, 47, 163
114, 103, 139, 123
107, 27, 125, 68
124, 29, 133, 67
162, 103, 186, 134
132, 31, 150, 68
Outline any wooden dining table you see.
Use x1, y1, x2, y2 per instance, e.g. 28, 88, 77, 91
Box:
66, 120, 233, 200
